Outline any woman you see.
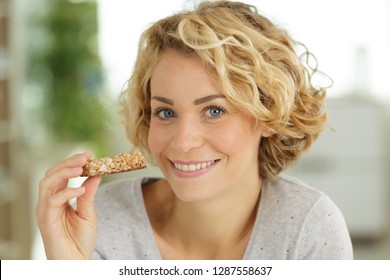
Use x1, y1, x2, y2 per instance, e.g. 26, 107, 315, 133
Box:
35, 0, 353, 259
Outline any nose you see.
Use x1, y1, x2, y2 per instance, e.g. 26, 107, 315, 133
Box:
170, 117, 204, 153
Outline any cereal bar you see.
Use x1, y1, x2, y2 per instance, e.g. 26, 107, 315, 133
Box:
81, 152, 146, 176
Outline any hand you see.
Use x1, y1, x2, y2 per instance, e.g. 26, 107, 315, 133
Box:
35, 152, 101, 259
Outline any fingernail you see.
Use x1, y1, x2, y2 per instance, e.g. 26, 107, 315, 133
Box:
83, 151, 92, 159
75, 152, 89, 161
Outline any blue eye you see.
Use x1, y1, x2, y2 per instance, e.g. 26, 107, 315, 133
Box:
204, 106, 225, 118
155, 108, 175, 120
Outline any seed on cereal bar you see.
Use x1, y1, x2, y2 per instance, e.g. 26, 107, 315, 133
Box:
81, 152, 146, 176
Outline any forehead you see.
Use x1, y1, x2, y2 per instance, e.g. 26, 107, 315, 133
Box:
150, 50, 222, 98
151, 50, 207, 81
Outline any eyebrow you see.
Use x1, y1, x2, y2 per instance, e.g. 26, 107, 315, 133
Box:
193, 94, 226, 105
151, 94, 226, 105
151, 96, 174, 105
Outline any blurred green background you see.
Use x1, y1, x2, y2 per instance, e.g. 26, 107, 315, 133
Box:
27, 0, 110, 155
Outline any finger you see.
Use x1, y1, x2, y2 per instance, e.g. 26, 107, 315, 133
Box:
39, 167, 84, 198
45, 151, 91, 177
45, 151, 91, 176
36, 187, 86, 226
49, 187, 86, 209
76, 176, 101, 219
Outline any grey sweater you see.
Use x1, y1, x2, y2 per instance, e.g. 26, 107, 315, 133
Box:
92, 175, 353, 259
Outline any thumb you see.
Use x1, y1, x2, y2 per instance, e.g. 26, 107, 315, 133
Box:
76, 176, 101, 219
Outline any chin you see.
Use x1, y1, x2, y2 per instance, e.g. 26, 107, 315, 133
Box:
168, 181, 219, 203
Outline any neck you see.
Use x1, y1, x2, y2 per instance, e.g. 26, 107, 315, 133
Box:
162, 177, 262, 259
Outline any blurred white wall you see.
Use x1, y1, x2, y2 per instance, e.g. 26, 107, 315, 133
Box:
3, 0, 388, 259
98, 0, 390, 101
96, 0, 390, 259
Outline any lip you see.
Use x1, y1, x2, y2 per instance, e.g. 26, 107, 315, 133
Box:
169, 159, 220, 178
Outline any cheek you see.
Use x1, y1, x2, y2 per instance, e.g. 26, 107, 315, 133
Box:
147, 123, 170, 155
211, 122, 260, 154
147, 123, 161, 154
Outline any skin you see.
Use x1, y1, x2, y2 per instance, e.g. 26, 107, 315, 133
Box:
35, 152, 101, 259
35, 50, 271, 260
145, 50, 271, 259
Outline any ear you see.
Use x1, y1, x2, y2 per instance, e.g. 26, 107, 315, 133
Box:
261, 129, 273, 138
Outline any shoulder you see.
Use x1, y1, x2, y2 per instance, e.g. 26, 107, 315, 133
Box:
247, 174, 353, 259
93, 176, 163, 259
264, 174, 349, 230
260, 174, 335, 239
94, 176, 165, 218
262, 174, 328, 212
94, 177, 146, 226
95, 177, 142, 200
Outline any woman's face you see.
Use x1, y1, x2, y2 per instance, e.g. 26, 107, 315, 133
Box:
148, 50, 266, 202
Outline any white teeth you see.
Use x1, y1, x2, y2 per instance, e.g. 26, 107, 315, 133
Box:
174, 160, 215, 172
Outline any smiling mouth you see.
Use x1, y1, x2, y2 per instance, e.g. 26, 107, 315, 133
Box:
171, 160, 219, 172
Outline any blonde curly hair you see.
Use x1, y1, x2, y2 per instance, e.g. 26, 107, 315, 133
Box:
120, 0, 328, 178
